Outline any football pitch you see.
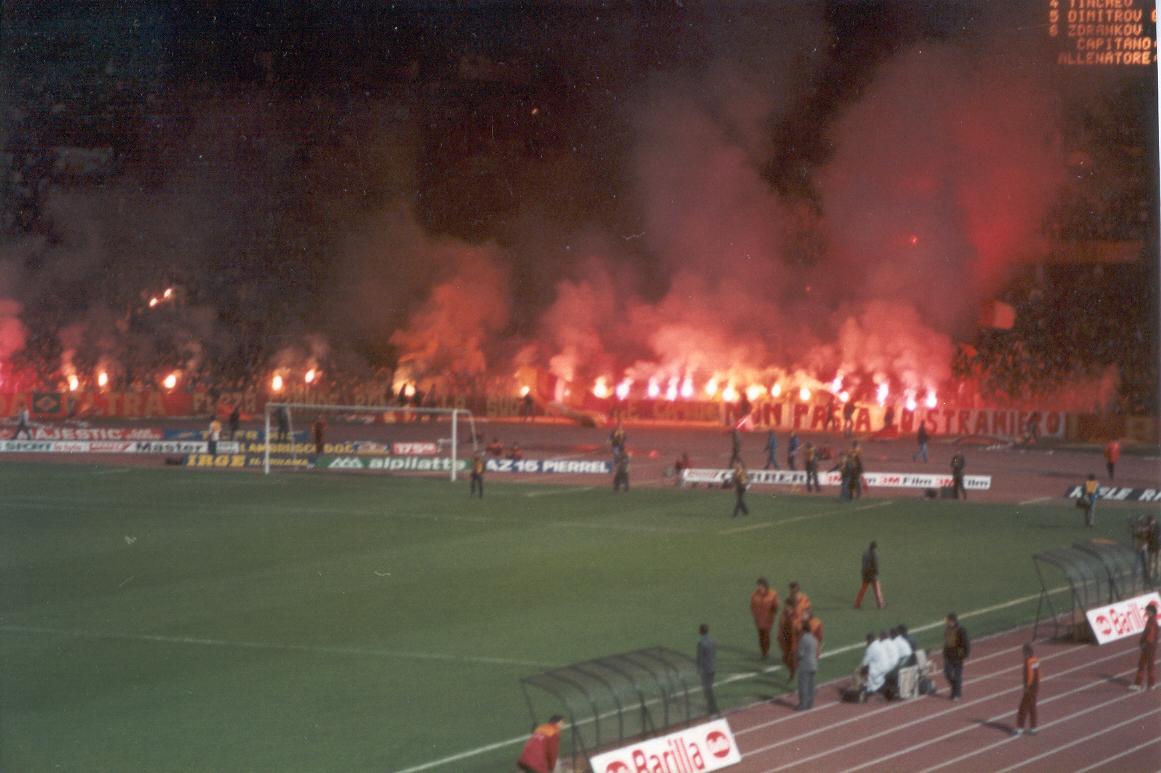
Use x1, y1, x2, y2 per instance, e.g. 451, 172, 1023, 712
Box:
0, 461, 1148, 772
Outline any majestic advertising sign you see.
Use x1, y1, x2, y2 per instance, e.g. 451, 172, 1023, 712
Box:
589, 718, 742, 773
681, 468, 992, 491
1086, 592, 1161, 645
32, 426, 162, 440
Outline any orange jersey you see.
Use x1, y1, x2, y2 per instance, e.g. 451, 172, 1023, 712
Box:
807, 616, 823, 650
781, 592, 811, 629
1023, 655, 1040, 689
750, 588, 779, 630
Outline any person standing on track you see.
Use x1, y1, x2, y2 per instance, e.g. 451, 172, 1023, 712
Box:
1012, 643, 1040, 736
749, 577, 780, 660
942, 612, 971, 700
854, 541, 885, 609
764, 430, 780, 470
729, 427, 743, 467
913, 419, 929, 462
795, 619, 819, 711
1104, 438, 1120, 480
517, 714, 565, 773
1129, 602, 1158, 692
787, 431, 800, 470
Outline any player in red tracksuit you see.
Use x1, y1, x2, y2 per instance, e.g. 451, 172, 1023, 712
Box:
518, 715, 565, 773
1130, 602, 1158, 691
749, 578, 780, 659
1012, 644, 1040, 735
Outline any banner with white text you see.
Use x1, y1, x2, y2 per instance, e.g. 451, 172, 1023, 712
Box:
589, 718, 742, 773
1086, 592, 1161, 645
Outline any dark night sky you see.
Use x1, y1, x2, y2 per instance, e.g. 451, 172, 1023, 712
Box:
0, 0, 1157, 408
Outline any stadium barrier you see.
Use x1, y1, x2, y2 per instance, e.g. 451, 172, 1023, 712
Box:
520, 647, 708, 771
1032, 540, 1146, 641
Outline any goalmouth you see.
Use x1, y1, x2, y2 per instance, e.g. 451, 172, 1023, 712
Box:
262, 402, 478, 480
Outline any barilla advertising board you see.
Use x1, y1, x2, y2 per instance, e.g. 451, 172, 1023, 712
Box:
589, 718, 741, 773
1085, 592, 1161, 645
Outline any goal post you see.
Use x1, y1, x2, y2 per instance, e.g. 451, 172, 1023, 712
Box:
262, 402, 477, 479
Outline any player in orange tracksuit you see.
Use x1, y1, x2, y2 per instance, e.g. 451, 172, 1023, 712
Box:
749, 578, 780, 659
517, 715, 565, 773
1130, 602, 1158, 691
1012, 643, 1040, 735
778, 581, 811, 679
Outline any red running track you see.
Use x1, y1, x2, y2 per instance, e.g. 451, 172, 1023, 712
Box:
726, 625, 1160, 772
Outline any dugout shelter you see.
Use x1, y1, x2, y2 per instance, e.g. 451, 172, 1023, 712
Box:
520, 647, 709, 770
1032, 540, 1146, 640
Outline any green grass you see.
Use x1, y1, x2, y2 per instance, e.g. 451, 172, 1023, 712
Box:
0, 462, 1153, 772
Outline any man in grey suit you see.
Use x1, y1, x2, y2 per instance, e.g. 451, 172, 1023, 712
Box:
795, 620, 819, 710
696, 623, 719, 716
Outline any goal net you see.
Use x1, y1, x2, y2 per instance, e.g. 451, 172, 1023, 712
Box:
262, 402, 478, 480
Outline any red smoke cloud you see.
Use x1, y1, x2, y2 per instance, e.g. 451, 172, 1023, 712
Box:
513, 34, 1065, 404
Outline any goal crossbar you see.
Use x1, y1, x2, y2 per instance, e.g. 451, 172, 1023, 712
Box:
263, 402, 477, 479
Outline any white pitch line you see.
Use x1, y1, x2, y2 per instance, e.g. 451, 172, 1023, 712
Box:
719, 500, 892, 535
0, 625, 554, 669
1018, 496, 1052, 505
525, 487, 593, 498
